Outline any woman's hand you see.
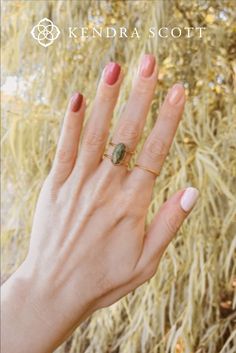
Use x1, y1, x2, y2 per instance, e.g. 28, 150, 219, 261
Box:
1, 54, 199, 353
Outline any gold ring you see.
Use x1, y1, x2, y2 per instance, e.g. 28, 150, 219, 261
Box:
103, 153, 128, 167
103, 141, 135, 166
109, 141, 135, 155
134, 163, 160, 177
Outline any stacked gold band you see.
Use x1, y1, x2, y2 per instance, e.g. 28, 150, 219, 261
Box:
134, 163, 160, 177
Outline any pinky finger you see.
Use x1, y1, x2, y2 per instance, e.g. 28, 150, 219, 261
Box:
135, 187, 199, 272
50, 92, 86, 185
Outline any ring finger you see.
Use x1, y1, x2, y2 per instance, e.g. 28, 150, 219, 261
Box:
130, 83, 186, 191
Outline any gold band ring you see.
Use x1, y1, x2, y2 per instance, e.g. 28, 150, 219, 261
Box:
134, 163, 160, 177
103, 140, 134, 167
103, 153, 129, 167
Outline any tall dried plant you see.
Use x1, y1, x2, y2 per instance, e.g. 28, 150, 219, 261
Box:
1, 1, 236, 352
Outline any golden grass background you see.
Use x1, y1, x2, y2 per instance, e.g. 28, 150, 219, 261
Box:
1, 0, 236, 352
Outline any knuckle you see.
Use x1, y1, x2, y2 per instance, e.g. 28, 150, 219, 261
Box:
56, 148, 75, 164
110, 198, 133, 224
164, 212, 182, 235
97, 88, 117, 103
144, 136, 168, 161
137, 261, 156, 282
145, 264, 156, 280
96, 271, 115, 295
40, 173, 59, 202
119, 198, 142, 223
112, 205, 127, 224
82, 129, 107, 151
117, 121, 140, 143
64, 116, 77, 131
134, 80, 155, 96
127, 210, 142, 225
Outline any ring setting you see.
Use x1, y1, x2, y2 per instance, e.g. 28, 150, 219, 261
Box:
103, 141, 135, 166
103, 140, 160, 177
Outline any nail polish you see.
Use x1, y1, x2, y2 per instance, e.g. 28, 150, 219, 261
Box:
139, 54, 156, 77
104, 62, 121, 85
70, 92, 83, 112
180, 187, 199, 212
168, 83, 185, 105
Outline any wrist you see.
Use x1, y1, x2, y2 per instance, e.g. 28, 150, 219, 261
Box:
1, 262, 56, 353
1, 257, 96, 353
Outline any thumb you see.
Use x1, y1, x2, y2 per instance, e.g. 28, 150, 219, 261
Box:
136, 187, 199, 272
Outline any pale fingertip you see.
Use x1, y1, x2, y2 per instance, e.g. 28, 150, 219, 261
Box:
180, 187, 199, 212
139, 54, 156, 78
168, 83, 185, 105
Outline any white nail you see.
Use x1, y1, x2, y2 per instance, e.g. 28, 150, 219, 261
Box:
180, 187, 199, 212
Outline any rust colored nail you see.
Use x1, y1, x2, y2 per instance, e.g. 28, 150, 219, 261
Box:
104, 62, 121, 85
70, 92, 83, 112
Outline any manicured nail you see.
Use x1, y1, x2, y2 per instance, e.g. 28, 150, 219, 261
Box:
103, 62, 121, 85
180, 187, 199, 212
168, 83, 185, 105
70, 92, 83, 112
139, 54, 156, 77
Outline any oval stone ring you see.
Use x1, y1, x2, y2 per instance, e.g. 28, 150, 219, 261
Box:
103, 141, 135, 167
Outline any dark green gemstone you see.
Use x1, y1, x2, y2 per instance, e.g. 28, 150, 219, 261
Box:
111, 143, 126, 165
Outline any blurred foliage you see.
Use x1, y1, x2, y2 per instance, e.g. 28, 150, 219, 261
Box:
1, 0, 236, 352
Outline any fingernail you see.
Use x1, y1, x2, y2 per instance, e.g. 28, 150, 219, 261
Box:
180, 187, 199, 212
70, 92, 83, 112
168, 83, 185, 105
103, 62, 121, 85
139, 54, 156, 77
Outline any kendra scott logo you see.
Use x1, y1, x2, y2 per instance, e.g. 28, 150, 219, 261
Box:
31, 18, 60, 47
31, 19, 206, 47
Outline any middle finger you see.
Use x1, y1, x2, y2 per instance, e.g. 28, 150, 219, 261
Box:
103, 54, 158, 171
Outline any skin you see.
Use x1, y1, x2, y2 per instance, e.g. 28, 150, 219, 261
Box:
1, 54, 197, 353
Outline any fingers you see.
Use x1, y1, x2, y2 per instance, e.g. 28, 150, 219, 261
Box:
135, 187, 199, 273
103, 54, 158, 170
75, 62, 123, 176
131, 83, 185, 188
49, 92, 85, 185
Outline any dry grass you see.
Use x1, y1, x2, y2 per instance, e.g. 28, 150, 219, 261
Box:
1, 1, 236, 352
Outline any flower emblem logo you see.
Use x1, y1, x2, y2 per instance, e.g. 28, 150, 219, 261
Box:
31, 18, 60, 47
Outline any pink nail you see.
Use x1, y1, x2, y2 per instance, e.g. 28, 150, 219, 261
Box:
168, 83, 185, 105
103, 62, 121, 85
139, 54, 156, 77
180, 187, 199, 212
70, 92, 83, 112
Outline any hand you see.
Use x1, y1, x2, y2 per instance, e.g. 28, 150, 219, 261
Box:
1, 54, 199, 353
